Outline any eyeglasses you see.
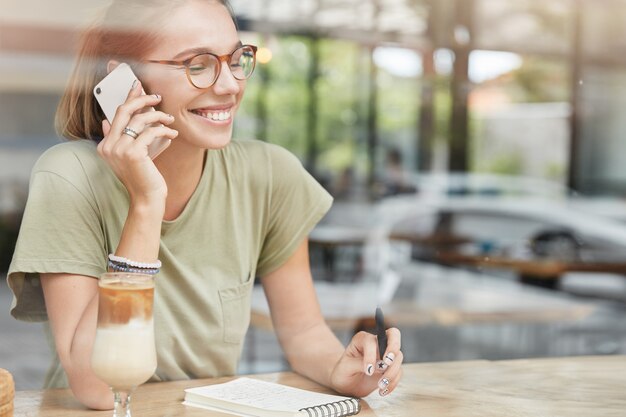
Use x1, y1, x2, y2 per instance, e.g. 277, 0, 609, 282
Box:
145, 44, 257, 89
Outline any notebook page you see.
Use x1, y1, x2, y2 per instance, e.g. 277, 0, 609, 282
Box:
185, 377, 354, 412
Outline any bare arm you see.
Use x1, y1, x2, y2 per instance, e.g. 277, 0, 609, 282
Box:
41, 200, 164, 409
39, 76, 175, 409
261, 239, 344, 386
40, 274, 110, 409
261, 239, 404, 397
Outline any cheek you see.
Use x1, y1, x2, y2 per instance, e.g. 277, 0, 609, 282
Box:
233, 86, 246, 111
157, 92, 191, 116
141, 73, 192, 111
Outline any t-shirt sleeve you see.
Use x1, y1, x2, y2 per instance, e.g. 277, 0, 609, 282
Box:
256, 145, 333, 277
8, 168, 107, 322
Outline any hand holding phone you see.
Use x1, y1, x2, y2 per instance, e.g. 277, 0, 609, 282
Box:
93, 63, 171, 159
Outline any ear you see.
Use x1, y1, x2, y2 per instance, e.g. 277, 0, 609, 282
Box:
106, 60, 122, 74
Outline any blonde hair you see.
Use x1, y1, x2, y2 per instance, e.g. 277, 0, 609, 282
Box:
55, 0, 236, 141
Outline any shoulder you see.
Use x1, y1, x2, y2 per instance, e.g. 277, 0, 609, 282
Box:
224, 139, 305, 179
32, 139, 101, 178
30, 140, 112, 196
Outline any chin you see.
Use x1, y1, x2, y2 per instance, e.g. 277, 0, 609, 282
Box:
186, 126, 234, 150
203, 132, 234, 150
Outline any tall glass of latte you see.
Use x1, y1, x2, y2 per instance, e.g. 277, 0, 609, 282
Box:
91, 272, 157, 417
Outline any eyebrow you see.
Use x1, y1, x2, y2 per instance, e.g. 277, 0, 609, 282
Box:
171, 41, 243, 60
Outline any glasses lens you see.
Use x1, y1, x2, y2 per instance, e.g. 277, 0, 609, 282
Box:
188, 54, 218, 88
230, 46, 256, 80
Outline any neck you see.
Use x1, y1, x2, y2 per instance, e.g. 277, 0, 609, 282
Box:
155, 140, 206, 221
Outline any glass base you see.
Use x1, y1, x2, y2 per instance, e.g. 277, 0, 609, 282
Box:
113, 389, 133, 417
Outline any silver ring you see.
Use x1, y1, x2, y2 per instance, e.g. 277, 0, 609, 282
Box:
122, 126, 139, 139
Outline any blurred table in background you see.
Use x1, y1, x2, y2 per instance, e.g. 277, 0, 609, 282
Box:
250, 274, 595, 333
308, 225, 370, 281
389, 231, 472, 248
435, 251, 626, 290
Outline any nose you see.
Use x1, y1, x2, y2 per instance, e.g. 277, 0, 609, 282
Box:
212, 61, 241, 95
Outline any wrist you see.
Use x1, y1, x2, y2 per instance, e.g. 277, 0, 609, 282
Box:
129, 195, 166, 217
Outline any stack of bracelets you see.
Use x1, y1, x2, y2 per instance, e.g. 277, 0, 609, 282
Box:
108, 254, 161, 275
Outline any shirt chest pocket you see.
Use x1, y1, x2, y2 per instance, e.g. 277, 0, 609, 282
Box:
218, 272, 254, 344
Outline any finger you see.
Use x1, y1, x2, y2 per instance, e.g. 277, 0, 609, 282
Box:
362, 336, 377, 377
109, 92, 163, 137
98, 120, 113, 156
378, 351, 403, 396
346, 331, 373, 356
105, 124, 176, 161
379, 365, 403, 397
113, 78, 143, 129
132, 126, 178, 154
385, 327, 402, 352
383, 349, 403, 375
100, 124, 137, 158
102, 95, 163, 157
105, 125, 178, 162
102, 120, 111, 137
115, 110, 173, 149
341, 331, 378, 376
377, 327, 401, 372
126, 79, 143, 100
127, 110, 175, 132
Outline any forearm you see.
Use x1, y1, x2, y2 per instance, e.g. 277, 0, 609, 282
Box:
277, 320, 345, 388
63, 292, 113, 409
114, 199, 164, 262
63, 200, 163, 407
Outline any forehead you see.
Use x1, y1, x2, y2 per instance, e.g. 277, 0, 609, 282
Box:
150, 0, 239, 57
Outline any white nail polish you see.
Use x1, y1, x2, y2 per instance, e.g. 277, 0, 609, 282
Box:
378, 377, 390, 390
380, 388, 389, 396
377, 360, 388, 372
365, 364, 374, 376
384, 352, 395, 365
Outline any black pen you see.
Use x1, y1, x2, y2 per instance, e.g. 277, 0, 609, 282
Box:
375, 306, 387, 361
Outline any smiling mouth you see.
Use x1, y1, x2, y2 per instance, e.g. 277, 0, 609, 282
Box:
189, 109, 232, 122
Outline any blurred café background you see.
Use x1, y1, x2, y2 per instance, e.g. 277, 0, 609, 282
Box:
2, 0, 626, 389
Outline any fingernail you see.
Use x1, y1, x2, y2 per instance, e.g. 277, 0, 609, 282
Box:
153, 93, 161, 99
132, 79, 139, 89
167, 114, 174, 119
365, 364, 374, 376
378, 377, 390, 390
377, 360, 388, 372
380, 388, 389, 396
384, 352, 395, 366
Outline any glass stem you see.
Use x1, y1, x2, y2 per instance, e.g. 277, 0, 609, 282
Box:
113, 390, 132, 417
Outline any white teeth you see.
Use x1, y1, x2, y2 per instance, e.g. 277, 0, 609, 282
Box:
194, 110, 231, 121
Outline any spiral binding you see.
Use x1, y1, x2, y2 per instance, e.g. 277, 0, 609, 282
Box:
299, 398, 360, 417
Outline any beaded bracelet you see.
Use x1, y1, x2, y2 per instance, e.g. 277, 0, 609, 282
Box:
107, 260, 160, 275
108, 254, 162, 269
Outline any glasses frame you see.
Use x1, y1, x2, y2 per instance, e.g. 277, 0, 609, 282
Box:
145, 44, 258, 89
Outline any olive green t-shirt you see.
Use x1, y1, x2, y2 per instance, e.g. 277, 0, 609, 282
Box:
7, 139, 332, 388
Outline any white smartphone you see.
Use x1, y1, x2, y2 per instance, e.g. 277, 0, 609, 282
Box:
93, 63, 170, 160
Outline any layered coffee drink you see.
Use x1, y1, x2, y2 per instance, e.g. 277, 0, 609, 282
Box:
91, 273, 157, 391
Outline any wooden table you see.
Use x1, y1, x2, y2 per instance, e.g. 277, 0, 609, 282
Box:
14, 356, 626, 416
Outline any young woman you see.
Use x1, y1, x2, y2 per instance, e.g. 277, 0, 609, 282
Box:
8, 0, 403, 409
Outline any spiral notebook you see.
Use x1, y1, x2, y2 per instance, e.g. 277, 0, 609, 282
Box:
183, 377, 360, 417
